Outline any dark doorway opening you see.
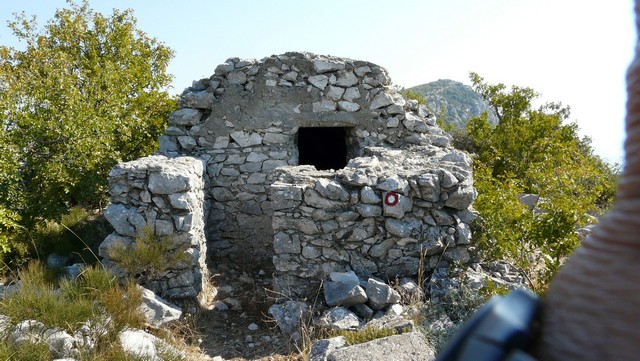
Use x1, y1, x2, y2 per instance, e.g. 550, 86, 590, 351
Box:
297, 127, 349, 170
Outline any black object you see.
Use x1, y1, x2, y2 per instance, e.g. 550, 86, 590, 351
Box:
435, 288, 542, 361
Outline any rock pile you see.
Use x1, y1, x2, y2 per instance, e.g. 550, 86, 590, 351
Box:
269, 271, 416, 343
271, 146, 476, 298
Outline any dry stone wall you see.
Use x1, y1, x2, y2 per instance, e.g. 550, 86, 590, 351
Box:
101, 51, 477, 303
99, 155, 208, 301
159, 51, 453, 264
271, 146, 476, 298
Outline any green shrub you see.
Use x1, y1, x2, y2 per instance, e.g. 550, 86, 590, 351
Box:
100, 280, 146, 334
0, 340, 51, 361
33, 207, 112, 264
0, 262, 145, 339
1, 263, 95, 333
462, 73, 620, 292
107, 226, 189, 284
328, 327, 400, 346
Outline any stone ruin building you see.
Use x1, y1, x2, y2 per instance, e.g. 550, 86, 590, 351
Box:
98, 51, 477, 302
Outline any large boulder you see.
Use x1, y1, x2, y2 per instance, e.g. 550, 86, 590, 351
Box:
320, 332, 435, 361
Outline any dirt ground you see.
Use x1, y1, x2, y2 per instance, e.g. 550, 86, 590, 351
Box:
193, 262, 304, 361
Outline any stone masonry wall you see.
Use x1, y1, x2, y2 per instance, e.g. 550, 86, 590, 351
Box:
159, 51, 453, 264
99, 155, 208, 301
270, 146, 477, 298
100, 52, 477, 302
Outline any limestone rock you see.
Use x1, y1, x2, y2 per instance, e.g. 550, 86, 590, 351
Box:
103, 205, 144, 237
318, 307, 362, 330
382, 192, 412, 219
338, 100, 361, 112
11, 319, 45, 345
119, 329, 182, 361
365, 278, 401, 310
326, 86, 345, 101
227, 70, 247, 85
518, 193, 540, 211
315, 179, 350, 201
45, 329, 80, 359
148, 171, 192, 194
351, 303, 374, 320
365, 314, 414, 333
370, 93, 394, 109
445, 183, 477, 210
138, 286, 182, 328
314, 60, 345, 73
324, 281, 368, 307
309, 336, 347, 361
329, 271, 360, 285
336, 70, 358, 87
268, 300, 311, 336
360, 186, 381, 203
169, 108, 202, 126
313, 100, 337, 112
326, 332, 435, 361
230, 131, 263, 147
309, 74, 329, 89
385, 218, 422, 238
180, 90, 214, 109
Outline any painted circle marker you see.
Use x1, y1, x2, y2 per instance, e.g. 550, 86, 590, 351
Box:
384, 192, 399, 206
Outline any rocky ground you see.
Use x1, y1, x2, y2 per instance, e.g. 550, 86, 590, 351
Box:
188, 258, 529, 361
195, 262, 301, 360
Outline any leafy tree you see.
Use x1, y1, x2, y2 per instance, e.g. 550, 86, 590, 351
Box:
0, 0, 176, 227
464, 73, 619, 290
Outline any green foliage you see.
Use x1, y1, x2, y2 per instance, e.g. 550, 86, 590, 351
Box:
107, 226, 189, 284
465, 73, 619, 290
401, 89, 427, 105
0, 0, 176, 227
1, 262, 95, 332
0, 262, 151, 361
0, 262, 145, 336
0, 207, 24, 258
99, 280, 146, 335
328, 327, 401, 346
0, 340, 51, 361
33, 206, 112, 263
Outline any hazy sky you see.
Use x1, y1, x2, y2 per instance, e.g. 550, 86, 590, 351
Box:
0, 1, 635, 163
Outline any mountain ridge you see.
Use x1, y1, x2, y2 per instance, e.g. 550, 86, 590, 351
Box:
408, 79, 498, 128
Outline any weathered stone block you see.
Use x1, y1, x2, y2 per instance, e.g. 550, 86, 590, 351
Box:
169, 108, 202, 126
382, 192, 412, 219
314, 60, 345, 73
308, 74, 329, 89
370, 92, 394, 109
318, 307, 361, 330
104, 204, 145, 237
385, 218, 422, 238
230, 131, 262, 147
366, 278, 401, 310
323, 282, 367, 307
274, 232, 301, 254
313, 100, 337, 112
356, 204, 382, 217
